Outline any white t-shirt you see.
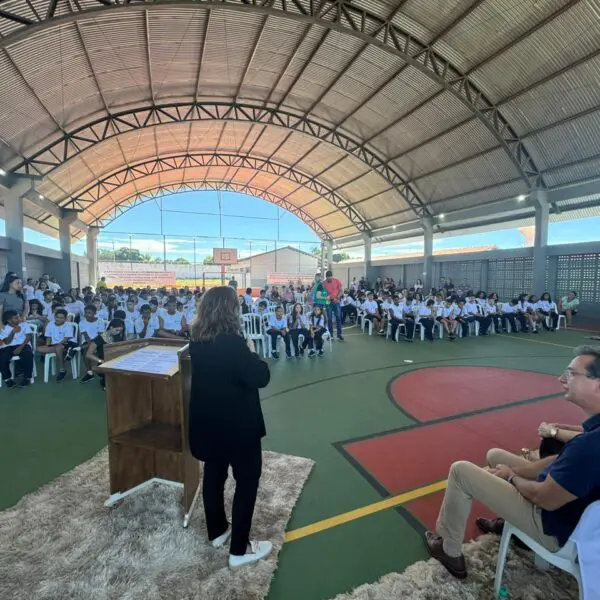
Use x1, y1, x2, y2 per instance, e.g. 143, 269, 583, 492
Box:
134, 314, 161, 338
289, 314, 308, 329
268, 315, 287, 330
66, 301, 85, 317
0, 322, 33, 347
363, 300, 378, 314
124, 309, 140, 323
163, 311, 184, 331
418, 306, 433, 318
464, 302, 479, 316
502, 303, 518, 314
442, 305, 457, 318
45, 322, 76, 344
389, 304, 404, 320
243, 294, 253, 306
484, 303, 498, 316
79, 318, 106, 342
48, 281, 60, 293
309, 314, 325, 329
35, 290, 46, 302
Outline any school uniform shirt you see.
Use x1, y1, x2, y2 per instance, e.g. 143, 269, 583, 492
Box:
418, 306, 434, 319
380, 300, 393, 314
124, 309, 140, 323
45, 321, 76, 344
519, 301, 532, 313
502, 303, 519, 314
184, 308, 196, 325
464, 301, 479, 316
442, 305, 458, 319
484, 303, 498, 316
35, 290, 46, 302
389, 304, 404, 320
309, 315, 325, 329
66, 301, 85, 318
134, 314, 161, 338
40, 300, 53, 317
268, 315, 287, 330
96, 307, 109, 321
362, 300, 378, 315
23, 285, 35, 301
289, 314, 309, 330
537, 300, 556, 312
403, 301, 417, 315
79, 318, 107, 342
0, 322, 33, 347
476, 298, 487, 308
243, 294, 253, 306
48, 281, 60, 293
163, 311, 184, 332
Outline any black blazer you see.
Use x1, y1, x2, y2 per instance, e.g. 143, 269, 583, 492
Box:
188, 333, 270, 461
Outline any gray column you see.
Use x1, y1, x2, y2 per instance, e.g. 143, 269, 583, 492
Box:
533, 189, 549, 296
362, 233, 373, 283
56, 210, 78, 290
320, 243, 325, 274
423, 217, 433, 292
326, 240, 333, 272
87, 226, 99, 287
4, 188, 26, 278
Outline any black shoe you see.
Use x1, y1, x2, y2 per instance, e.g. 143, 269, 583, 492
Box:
272, 352, 279, 359
424, 531, 467, 579
318, 349, 324, 357
308, 350, 316, 358
4, 378, 16, 388
286, 353, 292, 359
56, 370, 67, 382
337, 335, 344, 342
297, 349, 304, 358
80, 372, 95, 384
18, 378, 31, 388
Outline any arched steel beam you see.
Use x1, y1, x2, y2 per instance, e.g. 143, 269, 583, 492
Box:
0, 0, 542, 190
61, 152, 370, 234
9, 101, 427, 219
88, 179, 334, 241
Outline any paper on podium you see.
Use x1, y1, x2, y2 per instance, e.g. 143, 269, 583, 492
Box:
101, 344, 183, 377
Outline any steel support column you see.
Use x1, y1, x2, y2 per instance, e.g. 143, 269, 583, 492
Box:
326, 240, 333, 272
423, 216, 433, 293
362, 233, 373, 285
533, 189, 549, 297
57, 209, 78, 290
4, 186, 26, 278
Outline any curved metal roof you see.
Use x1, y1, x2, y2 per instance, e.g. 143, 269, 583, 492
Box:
0, 0, 598, 241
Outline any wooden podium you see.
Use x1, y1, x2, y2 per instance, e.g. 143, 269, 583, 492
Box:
97, 338, 200, 527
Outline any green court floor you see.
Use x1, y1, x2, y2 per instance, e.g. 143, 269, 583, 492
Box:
0, 327, 590, 600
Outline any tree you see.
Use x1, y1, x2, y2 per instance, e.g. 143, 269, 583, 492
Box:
311, 246, 321, 256
332, 252, 350, 263
98, 249, 115, 261
202, 256, 215, 265
172, 257, 190, 264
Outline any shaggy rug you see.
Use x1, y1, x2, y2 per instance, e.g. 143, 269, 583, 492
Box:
0, 449, 314, 600
330, 534, 579, 600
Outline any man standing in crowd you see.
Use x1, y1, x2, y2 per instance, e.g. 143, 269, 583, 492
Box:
97, 276, 108, 289
424, 345, 600, 580
323, 270, 344, 342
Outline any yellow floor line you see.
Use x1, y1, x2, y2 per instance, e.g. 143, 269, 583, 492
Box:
284, 479, 448, 543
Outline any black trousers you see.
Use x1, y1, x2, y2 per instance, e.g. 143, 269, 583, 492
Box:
501, 313, 517, 332
267, 329, 291, 355
404, 317, 416, 339
390, 317, 404, 340
290, 328, 309, 353
0, 345, 34, 380
202, 440, 263, 556
419, 317, 435, 340
489, 314, 502, 333
305, 329, 323, 350
476, 315, 492, 334
539, 310, 559, 329
342, 305, 357, 323
458, 316, 476, 336
516, 312, 529, 331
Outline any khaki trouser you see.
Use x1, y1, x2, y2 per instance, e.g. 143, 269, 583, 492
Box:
435, 448, 560, 557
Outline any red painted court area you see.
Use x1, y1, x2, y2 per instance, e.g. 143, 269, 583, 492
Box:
343, 367, 584, 540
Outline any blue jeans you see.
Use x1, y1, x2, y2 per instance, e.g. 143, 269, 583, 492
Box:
326, 302, 343, 338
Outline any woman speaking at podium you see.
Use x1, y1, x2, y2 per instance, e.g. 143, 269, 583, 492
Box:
188, 286, 273, 569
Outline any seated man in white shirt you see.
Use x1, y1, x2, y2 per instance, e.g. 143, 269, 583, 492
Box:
363, 292, 383, 334
266, 306, 291, 359
388, 295, 405, 340
135, 303, 164, 340
79, 304, 107, 384
0, 310, 35, 388
37, 308, 77, 382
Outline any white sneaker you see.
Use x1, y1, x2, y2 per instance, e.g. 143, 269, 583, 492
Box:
211, 527, 231, 549
229, 541, 273, 569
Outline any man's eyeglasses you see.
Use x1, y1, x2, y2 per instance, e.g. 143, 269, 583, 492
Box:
562, 368, 596, 381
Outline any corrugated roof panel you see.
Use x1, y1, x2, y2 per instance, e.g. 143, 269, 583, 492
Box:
350, 66, 438, 140
317, 157, 370, 190
148, 9, 206, 101
440, 0, 573, 76
502, 54, 600, 136
544, 158, 600, 188
527, 110, 600, 170
358, 189, 411, 221
370, 89, 473, 159
472, 1, 599, 101
272, 132, 320, 166
337, 170, 391, 202
396, 118, 499, 180
318, 212, 355, 232
294, 144, 346, 176
417, 147, 521, 201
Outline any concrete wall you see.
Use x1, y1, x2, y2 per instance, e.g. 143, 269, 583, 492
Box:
238, 247, 318, 288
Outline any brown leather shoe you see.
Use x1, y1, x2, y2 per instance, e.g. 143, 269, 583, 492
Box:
424, 531, 467, 579
476, 516, 505, 535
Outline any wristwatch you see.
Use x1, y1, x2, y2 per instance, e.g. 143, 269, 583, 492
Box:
507, 475, 516, 486
550, 426, 559, 438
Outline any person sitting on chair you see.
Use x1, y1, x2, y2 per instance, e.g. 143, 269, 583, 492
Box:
424, 345, 600, 579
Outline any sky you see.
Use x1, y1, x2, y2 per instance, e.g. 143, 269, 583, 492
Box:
1, 190, 599, 261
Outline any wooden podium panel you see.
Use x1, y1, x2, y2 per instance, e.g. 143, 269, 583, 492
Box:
98, 339, 200, 525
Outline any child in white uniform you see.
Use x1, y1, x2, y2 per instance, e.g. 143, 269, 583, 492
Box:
79, 304, 107, 383
157, 297, 187, 339
0, 310, 34, 387
266, 306, 291, 359
307, 305, 326, 357
288, 303, 310, 358
38, 308, 77, 382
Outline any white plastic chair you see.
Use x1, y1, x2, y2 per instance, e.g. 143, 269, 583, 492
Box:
419, 319, 443, 341
43, 322, 81, 383
0, 323, 38, 387
494, 501, 600, 600
556, 314, 566, 330
241, 314, 267, 358
386, 320, 405, 341
294, 292, 305, 304
361, 314, 374, 335
322, 330, 333, 354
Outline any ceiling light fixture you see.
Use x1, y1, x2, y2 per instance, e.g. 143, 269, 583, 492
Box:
38, 194, 44, 200
392, 225, 397, 229
0, 168, 6, 176
439, 213, 445, 219
517, 194, 527, 201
